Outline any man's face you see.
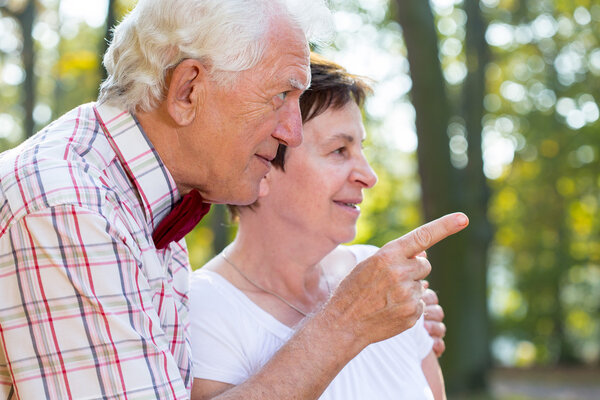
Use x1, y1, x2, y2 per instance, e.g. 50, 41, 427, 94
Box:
187, 20, 310, 205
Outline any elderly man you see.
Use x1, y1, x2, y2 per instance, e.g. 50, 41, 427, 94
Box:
0, 0, 462, 398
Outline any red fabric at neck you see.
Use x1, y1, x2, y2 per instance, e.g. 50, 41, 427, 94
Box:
152, 189, 211, 250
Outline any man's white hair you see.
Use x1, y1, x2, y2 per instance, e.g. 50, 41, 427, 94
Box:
98, 0, 332, 112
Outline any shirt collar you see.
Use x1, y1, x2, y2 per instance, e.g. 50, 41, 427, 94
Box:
94, 101, 180, 231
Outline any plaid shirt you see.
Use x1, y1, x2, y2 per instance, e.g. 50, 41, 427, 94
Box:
0, 102, 193, 399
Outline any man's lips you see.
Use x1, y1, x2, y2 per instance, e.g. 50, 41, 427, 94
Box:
256, 154, 275, 162
255, 153, 275, 168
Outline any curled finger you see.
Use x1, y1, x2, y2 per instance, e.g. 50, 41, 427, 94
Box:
432, 338, 446, 358
422, 287, 439, 306
424, 320, 446, 339
424, 304, 444, 323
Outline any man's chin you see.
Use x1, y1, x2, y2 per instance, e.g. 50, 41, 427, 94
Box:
227, 186, 261, 207
201, 176, 263, 205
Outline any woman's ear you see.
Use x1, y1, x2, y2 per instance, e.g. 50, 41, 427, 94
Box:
165, 59, 208, 126
258, 175, 270, 198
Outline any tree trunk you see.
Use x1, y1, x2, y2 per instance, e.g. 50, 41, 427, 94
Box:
459, 0, 493, 390
100, 0, 117, 82
393, 0, 491, 393
19, 0, 36, 138
392, 0, 455, 218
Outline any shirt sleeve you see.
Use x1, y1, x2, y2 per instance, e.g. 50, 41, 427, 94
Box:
189, 273, 255, 386
411, 314, 435, 360
0, 205, 188, 399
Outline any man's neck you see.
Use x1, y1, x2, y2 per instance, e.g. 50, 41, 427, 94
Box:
136, 106, 195, 196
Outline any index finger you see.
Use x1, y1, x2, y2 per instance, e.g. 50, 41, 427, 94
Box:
394, 212, 469, 258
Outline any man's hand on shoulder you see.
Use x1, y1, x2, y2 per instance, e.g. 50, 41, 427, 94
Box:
422, 280, 446, 357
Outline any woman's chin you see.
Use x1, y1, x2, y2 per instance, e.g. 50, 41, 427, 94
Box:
336, 229, 357, 245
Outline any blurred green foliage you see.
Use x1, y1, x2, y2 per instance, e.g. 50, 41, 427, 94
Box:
480, 0, 600, 367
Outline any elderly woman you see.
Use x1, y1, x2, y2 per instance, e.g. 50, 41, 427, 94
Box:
189, 54, 448, 400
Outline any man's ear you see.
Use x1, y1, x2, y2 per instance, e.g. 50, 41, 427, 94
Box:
165, 59, 208, 126
258, 175, 270, 198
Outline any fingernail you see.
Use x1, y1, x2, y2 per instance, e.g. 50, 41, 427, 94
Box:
456, 214, 468, 226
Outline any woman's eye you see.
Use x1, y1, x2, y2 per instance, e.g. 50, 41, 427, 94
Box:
333, 147, 345, 155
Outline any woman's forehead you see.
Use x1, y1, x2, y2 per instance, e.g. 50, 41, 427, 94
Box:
305, 104, 366, 143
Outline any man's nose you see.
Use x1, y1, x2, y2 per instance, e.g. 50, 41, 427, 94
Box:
273, 100, 302, 147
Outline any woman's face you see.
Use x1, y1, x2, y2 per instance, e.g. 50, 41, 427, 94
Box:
260, 101, 378, 245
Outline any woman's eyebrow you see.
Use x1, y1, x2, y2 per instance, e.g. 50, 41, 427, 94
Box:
323, 133, 355, 145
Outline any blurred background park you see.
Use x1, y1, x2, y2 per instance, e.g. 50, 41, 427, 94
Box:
1, 0, 599, 398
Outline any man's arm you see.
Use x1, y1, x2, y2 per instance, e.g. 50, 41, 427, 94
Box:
0, 205, 188, 399
192, 291, 448, 400
193, 213, 467, 399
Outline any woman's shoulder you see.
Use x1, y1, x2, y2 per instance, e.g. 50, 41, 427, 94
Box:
321, 244, 380, 285
344, 244, 379, 262
189, 268, 234, 311
189, 254, 240, 301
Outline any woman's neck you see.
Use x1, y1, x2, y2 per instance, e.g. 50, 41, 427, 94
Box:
227, 223, 332, 301
210, 213, 338, 326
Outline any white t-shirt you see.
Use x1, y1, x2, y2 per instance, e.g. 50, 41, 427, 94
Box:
189, 244, 434, 400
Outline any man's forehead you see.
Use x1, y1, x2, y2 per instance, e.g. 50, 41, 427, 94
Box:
260, 32, 310, 91
285, 53, 311, 90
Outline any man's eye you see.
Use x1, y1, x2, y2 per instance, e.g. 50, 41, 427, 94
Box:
333, 147, 345, 155
272, 92, 289, 110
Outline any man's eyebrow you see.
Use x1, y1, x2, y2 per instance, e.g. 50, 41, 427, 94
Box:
290, 76, 310, 91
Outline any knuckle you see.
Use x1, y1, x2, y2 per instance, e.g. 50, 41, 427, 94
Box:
399, 281, 418, 300
393, 281, 411, 301
399, 299, 420, 320
420, 258, 432, 275
374, 249, 395, 270
389, 268, 410, 288
414, 226, 433, 249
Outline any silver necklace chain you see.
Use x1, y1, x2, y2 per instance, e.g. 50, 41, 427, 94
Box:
221, 251, 331, 317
